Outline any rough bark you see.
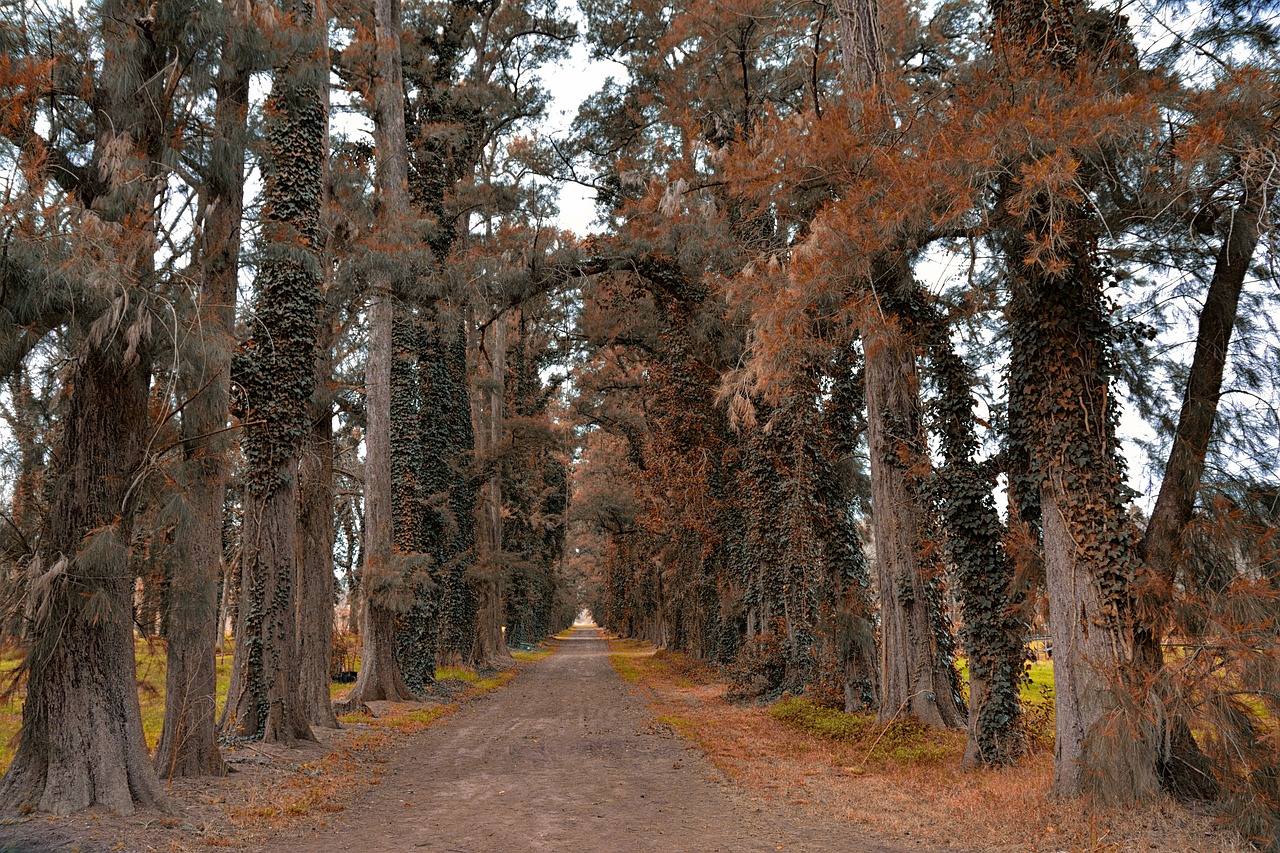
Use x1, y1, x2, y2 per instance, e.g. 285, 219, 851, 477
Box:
0, 348, 168, 815
469, 311, 512, 667
297, 310, 340, 728
220, 0, 326, 745
833, 0, 884, 91
345, 0, 415, 704
224, 471, 317, 743
0, 0, 174, 814
155, 0, 252, 778
863, 313, 965, 729
1008, 227, 1157, 800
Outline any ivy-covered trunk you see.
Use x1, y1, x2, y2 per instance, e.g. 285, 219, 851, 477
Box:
424, 318, 478, 668
1007, 225, 1156, 799
927, 324, 1027, 765
469, 310, 512, 667
222, 0, 326, 745
816, 348, 879, 713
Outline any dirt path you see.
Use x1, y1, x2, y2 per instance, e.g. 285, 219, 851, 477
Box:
264, 626, 900, 852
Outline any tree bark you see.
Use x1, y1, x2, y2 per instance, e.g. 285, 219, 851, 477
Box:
221, 0, 326, 745
0, 348, 167, 815
155, 0, 252, 778
297, 309, 340, 728
0, 0, 175, 814
1133, 177, 1263, 800
1007, 227, 1157, 800
224, 470, 317, 743
469, 311, 512, 667
1141, 183, 1262, 585
345, 0, 415, 704
863, 312, 965, 729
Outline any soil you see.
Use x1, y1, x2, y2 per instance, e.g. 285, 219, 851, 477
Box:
261, 626, 900, 853
0, 627, 902, 852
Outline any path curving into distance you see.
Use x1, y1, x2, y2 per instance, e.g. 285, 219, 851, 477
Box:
265, 626, 901, 852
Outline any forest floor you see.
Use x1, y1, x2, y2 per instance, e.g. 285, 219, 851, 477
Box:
607, 639, 1252, 853
0, 626, 896, 852
0, 626, 1254, 853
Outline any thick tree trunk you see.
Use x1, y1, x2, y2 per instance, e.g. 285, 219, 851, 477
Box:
863, 317, 965, 728
155, 1, 251, 777
1008, 229, 1157, 800
0, 0, 175, 813
221, 0, 326, 746
0, 348, 167, 815
469, 312, 512, 667
224, 469, 317, 743
1042, 488, 1156, 798
295, 0, 340, 729
297, 312, 339, 727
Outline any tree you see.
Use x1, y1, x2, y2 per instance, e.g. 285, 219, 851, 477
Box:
222, 0, 327, 745
154, 0, 255, 778
342, 0, 416, 706
0, 0, 185, 814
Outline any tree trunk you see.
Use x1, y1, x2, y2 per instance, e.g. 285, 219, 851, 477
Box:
297, 310, 340, 728
221, 0, 326, 745
1141, 183, 1262, 587
224, 470, 317, 743
344, 0, 415, 704
0, 348, 168, 815
1008, 229, 1157, 800
155, 0, 252, 778
469, 311, 512, 667
0, 0, 175, 814
863, 313, 965, 729
1133, 177, 1262, 800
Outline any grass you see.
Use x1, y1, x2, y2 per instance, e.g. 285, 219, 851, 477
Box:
511, 647, 555, 663
1, 635, 546, 773
606, 635, 1249, 853
0, 638, 236, 773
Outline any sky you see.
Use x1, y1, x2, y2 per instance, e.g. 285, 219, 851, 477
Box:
542, 38, 612, 236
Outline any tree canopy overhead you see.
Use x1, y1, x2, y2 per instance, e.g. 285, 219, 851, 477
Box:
0, 0, 1276, 844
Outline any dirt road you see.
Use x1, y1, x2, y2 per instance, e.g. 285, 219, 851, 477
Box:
266, 626, 899, 852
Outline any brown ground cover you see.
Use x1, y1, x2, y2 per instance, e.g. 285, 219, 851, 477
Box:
606, 637, 1251, 853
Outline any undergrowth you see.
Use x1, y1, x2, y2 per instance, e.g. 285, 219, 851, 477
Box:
769, 696, 959, 765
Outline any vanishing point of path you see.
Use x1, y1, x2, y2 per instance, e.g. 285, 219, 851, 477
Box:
266, 626, 901, 853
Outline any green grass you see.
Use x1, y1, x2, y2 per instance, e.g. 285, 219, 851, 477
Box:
768, 696, 961, 764
511, 647, 555, 663
0, 639, 236, 773
954, 656, 1056, 708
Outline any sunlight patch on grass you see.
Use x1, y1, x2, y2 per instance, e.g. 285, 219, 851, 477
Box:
510, 647, 554, 663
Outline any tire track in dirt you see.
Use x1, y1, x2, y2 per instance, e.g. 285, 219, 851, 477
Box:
265, 626, 901, 852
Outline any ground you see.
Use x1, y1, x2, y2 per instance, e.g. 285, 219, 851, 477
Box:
260, 626, 897, 852
0, 627, 1248, 852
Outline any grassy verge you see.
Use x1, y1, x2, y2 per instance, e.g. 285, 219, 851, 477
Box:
0, 639, 236, 773
605, 636, 1247, 853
